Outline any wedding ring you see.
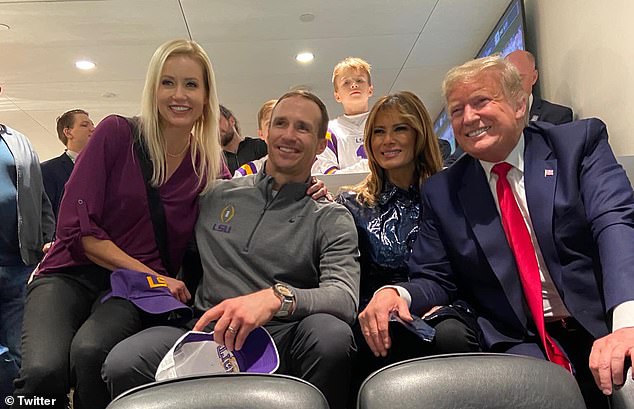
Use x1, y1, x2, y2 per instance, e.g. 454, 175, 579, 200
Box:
227, 326, 237, 334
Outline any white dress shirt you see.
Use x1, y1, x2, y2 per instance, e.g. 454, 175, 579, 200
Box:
66, 149, 78, 163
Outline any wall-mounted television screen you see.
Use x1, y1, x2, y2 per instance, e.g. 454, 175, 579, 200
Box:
477, 0, 526, 58
434, 0, 526, 152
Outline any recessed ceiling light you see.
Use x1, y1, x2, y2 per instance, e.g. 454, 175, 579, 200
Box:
0, 24, 10, 31
296, 52, 314, 64
75, 60, 96, 70
299, 13, 315, 23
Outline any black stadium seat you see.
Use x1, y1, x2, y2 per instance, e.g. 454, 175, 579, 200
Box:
357, 353, 586, 409
106, 373, 329, 409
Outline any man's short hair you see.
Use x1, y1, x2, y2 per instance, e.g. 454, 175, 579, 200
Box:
273, 90, 329, 141
442, 55, 525, 109
219, 104, 241, 135
257, 99, 277, 130
332, 57, 372, 91
56, 109, 89, 146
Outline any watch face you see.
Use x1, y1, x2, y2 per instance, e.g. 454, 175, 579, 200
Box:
275, 284, 293, 298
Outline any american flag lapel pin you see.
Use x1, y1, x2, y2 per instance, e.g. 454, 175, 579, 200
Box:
544, 169, 554, 177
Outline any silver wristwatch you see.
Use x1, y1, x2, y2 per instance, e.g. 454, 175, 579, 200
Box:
273, 283, 295, 317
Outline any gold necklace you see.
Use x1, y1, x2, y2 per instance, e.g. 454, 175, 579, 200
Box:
166, 135, 191, 158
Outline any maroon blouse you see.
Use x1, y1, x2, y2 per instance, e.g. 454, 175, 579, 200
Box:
38, 115, 206, 276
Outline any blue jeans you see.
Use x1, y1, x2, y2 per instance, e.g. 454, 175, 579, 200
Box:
0, 264, 32, 401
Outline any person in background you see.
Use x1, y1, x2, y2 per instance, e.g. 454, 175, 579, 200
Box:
337, 91, 479, 401
220, 104, 267, 174
256, 99, 276, 141
103, 90, 360, 409
313, 57, 373, 175
14, 39, 228, 409
361, 55, 634, 409
234, 99, 276, 177
505, 50, 573, 124
0, 83, 54, 404
41, 109, 95, 220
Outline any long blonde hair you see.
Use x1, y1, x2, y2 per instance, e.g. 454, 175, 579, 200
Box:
349, 91, 443, 206
140, 39, 222, 193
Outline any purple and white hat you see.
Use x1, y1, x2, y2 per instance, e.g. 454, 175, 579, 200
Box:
155, 327, 280, 381
102, 269, 192, 318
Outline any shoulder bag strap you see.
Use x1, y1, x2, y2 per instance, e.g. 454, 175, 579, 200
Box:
124, 116, 173, 276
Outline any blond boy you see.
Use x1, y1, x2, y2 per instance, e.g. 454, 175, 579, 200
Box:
313, 57, 373, 174
234, 99, 277, 177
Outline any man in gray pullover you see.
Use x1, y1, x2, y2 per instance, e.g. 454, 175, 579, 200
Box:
103, 90, 360, 409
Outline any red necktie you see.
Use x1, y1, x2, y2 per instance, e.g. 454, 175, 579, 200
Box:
492, 162, 572, 372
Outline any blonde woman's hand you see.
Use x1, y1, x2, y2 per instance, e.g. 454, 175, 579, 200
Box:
161, 276, 191, 303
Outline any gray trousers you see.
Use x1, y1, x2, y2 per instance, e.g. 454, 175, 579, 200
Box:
103, 313, 355, 409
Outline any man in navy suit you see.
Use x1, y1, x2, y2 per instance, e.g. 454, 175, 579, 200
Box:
359, 55, 634, 408
506, 50, 573, 124
41, 109, 94, 219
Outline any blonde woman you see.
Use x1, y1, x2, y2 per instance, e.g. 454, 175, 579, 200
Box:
15, 39, 228, 409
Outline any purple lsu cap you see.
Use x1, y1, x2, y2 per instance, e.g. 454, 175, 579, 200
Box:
102, 269, 192, 319
155, 327, 279, 381
233, 326, 279, 372
176, 327, 279, 373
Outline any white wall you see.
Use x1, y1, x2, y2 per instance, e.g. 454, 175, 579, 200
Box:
524, 0, 634, 155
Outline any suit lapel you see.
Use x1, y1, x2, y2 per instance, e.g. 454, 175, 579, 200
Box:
529, 97, 543, 122
457, 158, 527, 325
523, 128, 564, 287
61, 152, 74, 178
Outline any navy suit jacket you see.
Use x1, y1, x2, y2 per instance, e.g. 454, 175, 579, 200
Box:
530, 97, 573, 125
403, 118, 634, 350
41, 152, 73, 219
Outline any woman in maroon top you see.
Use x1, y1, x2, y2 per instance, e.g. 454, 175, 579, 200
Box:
14, 39, 227, 409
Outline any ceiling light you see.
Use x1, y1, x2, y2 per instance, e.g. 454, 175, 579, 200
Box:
75, 60, 96, 70
295, 52, 314, 64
